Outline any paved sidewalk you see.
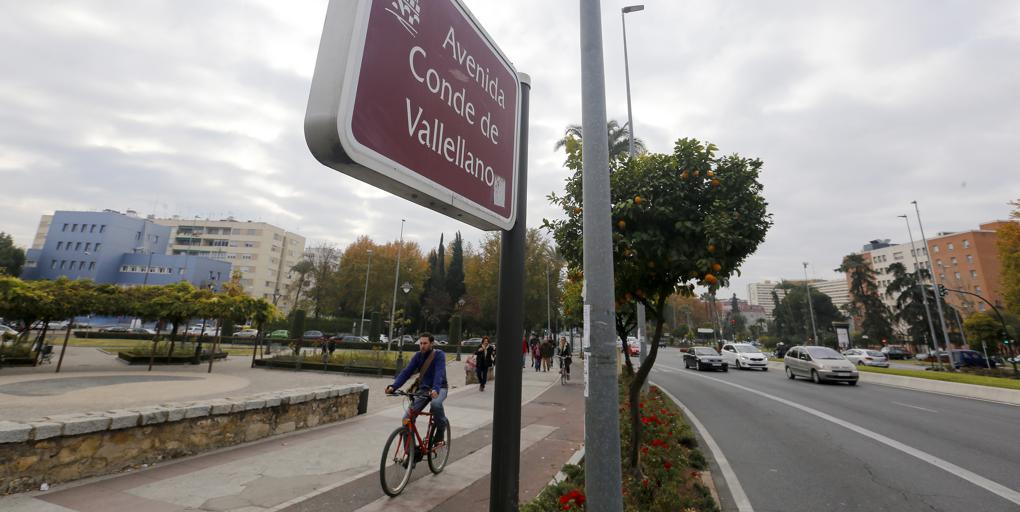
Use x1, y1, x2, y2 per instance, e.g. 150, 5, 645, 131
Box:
1, 365, 585, 511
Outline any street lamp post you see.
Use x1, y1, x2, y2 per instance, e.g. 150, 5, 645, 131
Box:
359, 249, 373, 339
899, 214, 941, 368
803, 262, 819, 345
398, 281, 411, 367
545, 264, 552, 338
387, 220, 406, 355
621, 4, 644, 159
912, 201, 955, 371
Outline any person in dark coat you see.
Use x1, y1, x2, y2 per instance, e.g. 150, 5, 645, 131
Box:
474, 336, 495, 391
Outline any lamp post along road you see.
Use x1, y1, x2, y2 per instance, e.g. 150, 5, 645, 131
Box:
580, 1, 625, 509
398, 281, 412, 367
359, 249, 373, 339
387, 220, 405, 354
900, 214, 942, 368
913, 201, 955, 371
803, 263, 819, 345
622, 5, 647, 368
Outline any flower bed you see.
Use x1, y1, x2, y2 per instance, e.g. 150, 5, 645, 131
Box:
522, 376, 719, 511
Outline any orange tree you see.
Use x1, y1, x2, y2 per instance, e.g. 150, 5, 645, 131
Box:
545, 137, 771, 474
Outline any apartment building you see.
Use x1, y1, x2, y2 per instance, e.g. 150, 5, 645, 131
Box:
854, 239, 931, 314
747, 280, 787, 318
926, 221, 1013, 313
154, 217, 306, 312
813, 279, 851, 311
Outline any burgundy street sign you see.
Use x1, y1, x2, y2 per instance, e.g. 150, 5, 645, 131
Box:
305, 0, 521, 231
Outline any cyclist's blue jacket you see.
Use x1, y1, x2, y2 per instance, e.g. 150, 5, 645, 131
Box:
392, 349, 448, 392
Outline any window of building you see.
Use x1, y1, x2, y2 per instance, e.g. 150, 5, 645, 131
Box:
56, 241, 63, 250
88, 224, 94, 233
51, 260, 57, 269
84, 243, 91, 252
936, 259, 942, 267
978, 303, 986, 311
62, 223, 68, 232
100, 225, 106, 233
95, 243, 101, 252
72, 224, 79, 232
970, 270, 977, 278
211, 239, 229, 247
229, 240, 239, 247
966, 254, 973, 264
244, 241, 256, 248
179, 268, 186, 275
962, 240, 970, 248
231, 228, 242, 235
975, 286, 982, 294
933, 245, 939, 253
266, 281, 273, 288
240, 254, 253, 260
121, 265, 128, 272
273, 234, 282, 241
950, 257, 957, 266
88, 262, 95, 271
246, 229, 258, 236
954, 272, 961, 279
947, 243, 954, 251
939, 273, 945, 281
893, 252, 903, 260
60, 260, 67, 269
78, 261, 86, 270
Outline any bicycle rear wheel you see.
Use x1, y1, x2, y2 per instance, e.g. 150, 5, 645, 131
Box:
560, 368, 567, 385
427, 422, 452, 474
380, 426, 414, 496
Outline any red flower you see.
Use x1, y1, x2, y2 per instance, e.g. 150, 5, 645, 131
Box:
651, 439, 666, 447
641, 446, 649, 454
663, 461, 672, 470
559, 489, 586, 509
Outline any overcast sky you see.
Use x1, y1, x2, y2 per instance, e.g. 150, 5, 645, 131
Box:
1, 0, 1018, 300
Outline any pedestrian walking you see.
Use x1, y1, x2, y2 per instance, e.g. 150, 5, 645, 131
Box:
530, 335, 542, 372
474, 336, 495, 391
540, 337, 555, 372
521, 336, 528, 368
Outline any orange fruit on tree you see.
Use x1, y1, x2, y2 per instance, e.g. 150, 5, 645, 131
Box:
704, 273, 718, 285
712, 263, 722, 272
711, 179, 721, 187
617, 220, 626, 230
634, 195, 643, 204
707, 170, 715, 177
707, 244, 716, 253
693, 170, 700, 177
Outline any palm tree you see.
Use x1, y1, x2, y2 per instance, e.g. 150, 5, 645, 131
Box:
553, 120, 646, 159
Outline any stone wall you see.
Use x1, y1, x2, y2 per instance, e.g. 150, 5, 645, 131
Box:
0, 384, 368, 494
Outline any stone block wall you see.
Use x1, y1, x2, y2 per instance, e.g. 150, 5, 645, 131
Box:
0, 384, 368, 494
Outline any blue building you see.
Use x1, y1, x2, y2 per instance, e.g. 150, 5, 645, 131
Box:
22, 210, 230, 290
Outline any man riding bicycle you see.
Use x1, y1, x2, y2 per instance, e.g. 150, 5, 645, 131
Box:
385, 333, 448, 450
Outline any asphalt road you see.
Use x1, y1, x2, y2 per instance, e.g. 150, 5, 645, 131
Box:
649, 349, 1020, 512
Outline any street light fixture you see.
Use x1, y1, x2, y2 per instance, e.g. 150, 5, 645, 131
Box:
912, 200, 955, 371
899, 214, 941, 368
398, 281, 412, 367
359, 249, 373, 338
621, 4, 644, 159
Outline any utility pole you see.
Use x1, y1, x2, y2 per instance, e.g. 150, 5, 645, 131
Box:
803, 263, 819, 345
913, 201, 955, 371
579, 1, 624, 509
386, 220, 405, 355
899, 214, 941, 369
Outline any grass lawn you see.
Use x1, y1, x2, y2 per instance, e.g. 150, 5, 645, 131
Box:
68, 337, 254, 356
858, 365, 1020, 391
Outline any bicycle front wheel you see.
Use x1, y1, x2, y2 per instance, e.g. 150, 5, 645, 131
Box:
427, 422, 452, 474
380, 426, 414, 496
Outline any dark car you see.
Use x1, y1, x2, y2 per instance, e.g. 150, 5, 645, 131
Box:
881, 345, 911, 360
950, 349, 996, 369
302, 330, 325, 340
683, 346, 728, 372
99, 325, 130, 333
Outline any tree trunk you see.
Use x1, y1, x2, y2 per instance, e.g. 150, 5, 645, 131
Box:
627, 298, 667, 473
208, 318, 222, 373
34, 321, 50, 366
55, 317, 73, 373
148, 321, 163, 371
250, 321, 263, 368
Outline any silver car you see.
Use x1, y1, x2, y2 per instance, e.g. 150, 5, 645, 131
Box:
784, 346, 859, 385
842, 349, 889, 368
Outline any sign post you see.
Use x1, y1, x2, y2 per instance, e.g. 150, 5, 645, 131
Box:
304, 1, 527, 509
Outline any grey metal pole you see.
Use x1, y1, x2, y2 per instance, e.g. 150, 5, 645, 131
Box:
489, 72, 530, 512
546, 264, 552, 337
803, 263, 819, 345
580, 2, 624, 508
621, 5, 644, 159
913, 201, 955, 371
386, 220, 405, 354
900, 214, 941, 365
637, 302, 647, 393
358, 249, 372, 338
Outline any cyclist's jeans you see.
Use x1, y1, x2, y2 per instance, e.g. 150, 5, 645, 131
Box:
405, 388, 448, 436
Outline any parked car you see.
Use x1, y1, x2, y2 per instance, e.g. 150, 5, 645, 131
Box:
949, 349, 996, 369
99, 325, 131, 333
784, 345, 858, 385
842, 349, 890, 368
340, 335, 368, 344
233, 329, 259, 338
129, 328, 157, 335
462, 337, 483, 347
915, 351, 950, 363
268, 329, 290, 339
434, 334, 449, 345
0, 324, 19, 338
719, 343, 769, 371
880, 345, 911, 360
47, 320, 70, 330
302, 330, 325, 340
683, 346, 728, 371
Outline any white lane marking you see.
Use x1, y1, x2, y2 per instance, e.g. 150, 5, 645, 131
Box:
660, 365, 1020, 507
892, 401, 939, 413
652, 382, 754, 512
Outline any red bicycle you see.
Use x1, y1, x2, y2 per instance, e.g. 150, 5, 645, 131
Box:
379, 390, 452, 496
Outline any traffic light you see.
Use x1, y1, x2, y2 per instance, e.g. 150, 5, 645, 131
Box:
937, 284, 948, 298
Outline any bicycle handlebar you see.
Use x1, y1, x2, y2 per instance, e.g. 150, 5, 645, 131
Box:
385, 390, 432, 399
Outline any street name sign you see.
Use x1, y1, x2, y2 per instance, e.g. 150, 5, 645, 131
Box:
305, 0, 521, 231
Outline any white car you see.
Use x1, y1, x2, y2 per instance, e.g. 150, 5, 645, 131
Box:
720, 343, 769, 370
842, 349, 890, 367
233, 329, 259, 338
